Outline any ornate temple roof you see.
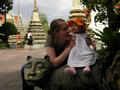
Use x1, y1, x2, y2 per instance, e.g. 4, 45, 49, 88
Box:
31, 0, 41, 22
0, 15, 5, 26
6, 10, 14, 24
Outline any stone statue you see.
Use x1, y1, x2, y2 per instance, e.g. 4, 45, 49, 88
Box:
42, 60, 104, 90
24, 55, 53, 88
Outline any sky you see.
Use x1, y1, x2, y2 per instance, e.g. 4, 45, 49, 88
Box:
12, 0, 107, 30
13, 0, 73, 25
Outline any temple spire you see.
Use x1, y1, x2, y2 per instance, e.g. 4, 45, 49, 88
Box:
72, 0, 83, 10
18, 0, 20, 16
69, 0, 85, 19
27, 0, 46, 49
34, 0, 38, 11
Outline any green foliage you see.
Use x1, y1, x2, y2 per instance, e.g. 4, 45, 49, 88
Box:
93, 27, 120, 50
94, 5, 107, 24
0, 22, 17, 47
42, 24, 49, 33
82, 0, 120, 9
0, 34, 8, 48
0, 33, 5, 42
0, 0, 13, 14
39, 13, 48, 25
0, 22, 17, 35
82, 0, 120, 30
0, 42, 8, 48
82, 0, 120, 50
39, 13, 49, 33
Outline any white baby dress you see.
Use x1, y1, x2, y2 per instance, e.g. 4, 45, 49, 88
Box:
67, 32, 97, 67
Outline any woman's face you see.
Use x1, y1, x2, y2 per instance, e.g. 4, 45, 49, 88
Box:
54, 21, 70, 45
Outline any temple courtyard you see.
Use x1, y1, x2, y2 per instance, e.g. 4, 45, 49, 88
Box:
0, 48, 46, 90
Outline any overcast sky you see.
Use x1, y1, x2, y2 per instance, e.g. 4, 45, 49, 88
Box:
12, 0, 106, 30
13, 0, 72, 25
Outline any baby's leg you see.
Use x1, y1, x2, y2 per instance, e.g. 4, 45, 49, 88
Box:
64, 67, 76, 75
83, 66, 91, 73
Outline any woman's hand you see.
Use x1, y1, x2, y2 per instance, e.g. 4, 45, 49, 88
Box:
68, 35, 76, 49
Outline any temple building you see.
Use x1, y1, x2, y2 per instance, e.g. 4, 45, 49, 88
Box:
1, 0, 46, 48
8, 0, 27, 47
0, 10, 15, 25
24, 0, 46, 48
8, 9, 25, 47
0, 15, 5, 26
6, 10, 14, 24
15, 0, 25, 33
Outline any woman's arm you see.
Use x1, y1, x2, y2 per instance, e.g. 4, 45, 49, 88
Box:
46, 47, 71, 67
46, 36, 76, 67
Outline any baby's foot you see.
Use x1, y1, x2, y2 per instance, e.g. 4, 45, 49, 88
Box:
64, 67, 76, 75
83, 66, 91, 73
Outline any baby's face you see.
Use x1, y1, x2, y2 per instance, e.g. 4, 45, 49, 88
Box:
71, 22, 85, 33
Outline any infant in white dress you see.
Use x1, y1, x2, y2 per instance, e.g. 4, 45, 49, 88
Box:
64, 17, 97, 75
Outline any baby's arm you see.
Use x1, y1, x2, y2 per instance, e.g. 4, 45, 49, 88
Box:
91, 39, 96, 51
86, 36, 96, 51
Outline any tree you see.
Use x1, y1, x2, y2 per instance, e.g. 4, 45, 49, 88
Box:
0, 22, 17, 47
82, 0, 120, 31
39, 13, 49, 33
82, 0, 120, 50
0, 22, 17, 35
0, 0, 13, 22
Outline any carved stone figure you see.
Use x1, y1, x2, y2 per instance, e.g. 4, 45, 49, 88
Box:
24, 55, 53, 88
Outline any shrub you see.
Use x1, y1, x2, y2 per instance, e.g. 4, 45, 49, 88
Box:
93, 27, 120, 50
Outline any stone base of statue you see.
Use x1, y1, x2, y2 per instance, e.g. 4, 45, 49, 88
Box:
41, 62, 105, 90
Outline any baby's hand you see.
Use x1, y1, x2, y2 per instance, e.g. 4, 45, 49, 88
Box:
93, 45, 96, 51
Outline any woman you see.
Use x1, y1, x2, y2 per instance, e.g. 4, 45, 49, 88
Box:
46, 19, 76, 68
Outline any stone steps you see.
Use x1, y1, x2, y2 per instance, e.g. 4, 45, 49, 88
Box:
32, 37, 46, 40
33, 40, 46, 44
32, 33, 46, 36
30, 30, 45, 33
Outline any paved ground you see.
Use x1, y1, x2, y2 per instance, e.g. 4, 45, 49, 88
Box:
0, 48, 46, 90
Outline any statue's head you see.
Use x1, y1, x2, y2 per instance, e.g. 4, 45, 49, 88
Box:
24, 55, 53, 87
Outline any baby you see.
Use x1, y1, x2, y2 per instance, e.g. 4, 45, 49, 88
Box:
64, 17, 97, 75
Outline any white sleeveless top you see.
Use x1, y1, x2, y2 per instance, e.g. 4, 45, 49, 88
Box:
28, 32, 32, 39
67, 32, 97, 67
